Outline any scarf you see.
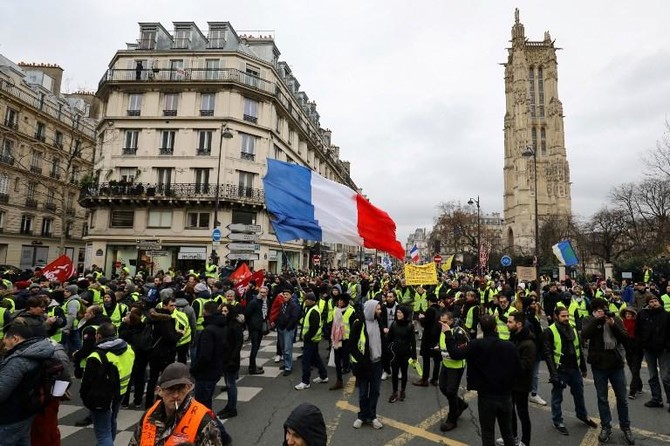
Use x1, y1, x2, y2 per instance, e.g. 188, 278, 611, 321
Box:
331, 307, 345, 349
363, 300, 382, 362
603, 322, 617, 350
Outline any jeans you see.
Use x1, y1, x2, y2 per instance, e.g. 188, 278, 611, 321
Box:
512, 390, 531, 446
176, 344, 189, 364
625, 343, 643, 394
123, 349, 148, 406
194, 379, 218, 409
421, 350, 441, 382
0, 416, 34, 446
334, 340, 350, 382
61, 328, 82, 357
391, 353, 410, 392
439, 366, 466, 422
531, 360, 541, 395
145, 356, 172, 409
550, 367, 588, 425
279, 328, 295, 371
301, 340, 327, 384
357, 361, 383, 421
644, 349, 670, 404
223, 371, 239, 412
478, 394, 514, 446
592, 366, 630, 429
91, 398, 121, 446
249, 329, 263, 370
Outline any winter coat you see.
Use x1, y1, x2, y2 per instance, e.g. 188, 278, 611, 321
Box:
419, 304, 440, 355
73, 313, 112, 366
0, 337, 56, 424
147, 308, 179, 361
175, 296, 197, 335
283, 402, 327, 446
510, 327, 536, 393
387, 306, 416, 360
349, 302, 384, 379
635, 306, 670, 353
244, 296, 265, 332
582, 315, 628, 370
223, 312, 244, 373
276, 299, 300, 331
190, 314, 227, 381
80, 337, 133, 402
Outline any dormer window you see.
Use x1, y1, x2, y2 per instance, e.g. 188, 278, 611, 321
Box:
174, 29, 190, 49
139, 30, 156, 49
208, 29, 225, 48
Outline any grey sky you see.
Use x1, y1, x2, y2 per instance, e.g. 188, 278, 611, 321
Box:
3, 0, 669, 244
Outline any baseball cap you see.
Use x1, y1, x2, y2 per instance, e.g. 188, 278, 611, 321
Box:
158, 363, 193, 389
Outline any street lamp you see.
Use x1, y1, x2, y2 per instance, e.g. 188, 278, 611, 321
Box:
214, 125, 234, 230
523, 146, 540, 283
467, 195, 481, 276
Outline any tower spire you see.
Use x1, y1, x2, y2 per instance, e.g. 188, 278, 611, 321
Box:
511, 8, 526, 45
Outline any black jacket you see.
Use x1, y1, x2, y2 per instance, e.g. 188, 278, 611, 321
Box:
510, 327, 536, 393
635, 306, 670, 353
283, 402, 327, 446
542, 322, 587, 378
419, 304, 440, 355
276, 299, 300, 331
73, 313, 112, 367
148, 308, 179, 361
190, 314, 226, 380
349, 317, 384, 379
223, 312, 244, 373
582, 315, 628, 370
80, 337, 132, 405
387, 307, 416, 360
244, 296, 265, 332
446, 332, 520, 396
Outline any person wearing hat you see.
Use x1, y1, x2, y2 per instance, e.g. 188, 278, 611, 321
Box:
276, 289, 300, 377
283, 402, 327, 446
61, 284, 84, 356
295, 292, 328, 390
330, 293, 357, 390
620, 306, 643, 399
635, 294, 670, 409
129, 362, 231, 446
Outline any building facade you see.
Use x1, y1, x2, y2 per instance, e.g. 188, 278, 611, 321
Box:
406, 228, 430, 262
0, 55, 97, 270
502, 10, 572, 254
82, 21, 357, 275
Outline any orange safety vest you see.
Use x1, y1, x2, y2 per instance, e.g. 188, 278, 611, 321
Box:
140, 399, 213, 446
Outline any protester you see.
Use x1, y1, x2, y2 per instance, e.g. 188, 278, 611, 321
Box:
438, 311, 469, 432
245, 285, 269, 375
276, 289, 301, 378
218, 303, 244, 419
620, 307, 643, 399
295, 293, 328, 390
414, 293, 441, 387
283, 403, 327, 446
144, 296, 180, 409
191, 301, 226, 410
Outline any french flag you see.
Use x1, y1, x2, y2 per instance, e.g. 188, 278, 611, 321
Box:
263, 159, 405, 259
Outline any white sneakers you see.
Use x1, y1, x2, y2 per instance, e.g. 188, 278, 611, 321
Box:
353, 419, 363, 429
313, 376, 329, 384
274, 355, 281, 363
352, 418, 383, 429
381, 371, 390, 381
528, 394, 547, 406
495, 438, 524, 446
294, 382, 310, 390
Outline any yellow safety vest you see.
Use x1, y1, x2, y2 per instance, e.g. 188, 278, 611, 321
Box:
548, 323, 581, 369
494, 306, 513, 340
87, 346, 136, 396
464, 305, 477, 331
89, 288, 103, 305
609, 301, 626, 317
103, 303, 128, 328
0, 307, 8, 337
342, 306, 355, 340
439, 330, 466, 369
47, 306, 63, 342
194, 297, 212, 331
205, 263, 218, 278
350, 323, 366, 365
661, 294, 670, 312
413, 292, 428, 313
173, 310, 192, 346
301, 305, 322, 342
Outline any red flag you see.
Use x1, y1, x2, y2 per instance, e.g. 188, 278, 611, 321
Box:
38, 255, 75, 283
234, 270, 266, 297
229, 263, 252, 283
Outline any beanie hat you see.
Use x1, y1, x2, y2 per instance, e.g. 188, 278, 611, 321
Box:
304, 292, 317, 302
65, 284, 79, 294
194, 282, 209, 293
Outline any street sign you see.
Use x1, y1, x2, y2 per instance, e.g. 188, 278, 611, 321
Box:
226, 253, 260, 260
501, 255, 512, 267
147, 250, 169, 257
227, 223, 262, 233
228, 233, 259, 242
313, 255, 321, 265
137, 238, 161, 250
226, 243, 258, 251
212, 227, 221, 242
433, 254, 442, 264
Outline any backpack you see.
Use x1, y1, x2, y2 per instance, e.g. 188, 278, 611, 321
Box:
134, 323, 153, 353
23, 357, 66, 414
81, 350, 120, 410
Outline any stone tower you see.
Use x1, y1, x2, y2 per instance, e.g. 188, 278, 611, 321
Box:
502, 9, 572, 255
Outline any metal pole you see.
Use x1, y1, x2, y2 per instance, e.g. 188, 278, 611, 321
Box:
213, 126, 233, 257
477, 197, 481, 276
533, 151, 540, 283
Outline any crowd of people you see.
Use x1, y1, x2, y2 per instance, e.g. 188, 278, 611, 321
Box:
0, 262, 669, 446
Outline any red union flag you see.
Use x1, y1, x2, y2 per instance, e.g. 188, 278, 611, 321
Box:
234, 269, 266, 297
39, 255, 75, 283
229, 262, 252, 283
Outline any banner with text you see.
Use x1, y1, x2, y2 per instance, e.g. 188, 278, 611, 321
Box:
516, 266, 537, 282
404, 263, 438, 285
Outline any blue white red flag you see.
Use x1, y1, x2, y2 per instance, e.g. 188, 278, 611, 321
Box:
409, 244, 420, 263
552, 240, 579, 266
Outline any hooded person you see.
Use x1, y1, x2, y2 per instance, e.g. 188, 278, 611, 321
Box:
387, 305, 416, 403
283, 403, 327, 446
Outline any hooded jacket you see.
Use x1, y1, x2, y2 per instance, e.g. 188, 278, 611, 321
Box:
0, 337, 56, 424
190, 313, 227, 381
349, 300, 384, 378
283, 403, 327, 446
510, 326, 536, 393
387, 306, 416, 359
148, 308, 179, 360
223, 308, 244, 373
80, 337, 133, 402
582, 315, 628, 370
635, 305, 670, 353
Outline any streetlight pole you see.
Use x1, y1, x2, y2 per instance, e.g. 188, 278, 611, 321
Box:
212, 125, 233, 261
523, 146, 540, 284
468, 195, 481, 276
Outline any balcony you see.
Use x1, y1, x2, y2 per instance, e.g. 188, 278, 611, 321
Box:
0, 193, 8, 203
49, 171, 60, 180
163, 109, 177, 117
44, 202, 56, 211
159, 147, 174, 155
243, 114, 258, 124
20, 229, 33, 235
127, 110, 141, 117
196, 148, 211, 156
79, 182, 265, 208
200, 110, 214, 117
122, 147, 137, 155
35, 133, 46, 142
41, 232, 52, 237
30, 165, 42, 174
0, 154, 14, 166
66, 207, 76, 216
25, 198, 38, 209
3, 119, 18, 130
240, 152, 255, 161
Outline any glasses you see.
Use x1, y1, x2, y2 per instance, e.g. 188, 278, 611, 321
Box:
160, 384, 189, 394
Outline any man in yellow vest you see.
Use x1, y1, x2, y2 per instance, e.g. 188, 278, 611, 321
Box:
438, 311, 469, 432
295, 292, 328, 390
128, 362, 230, 446
493, 295, 514, 341
80, 322, 135, 446
542, 307, 598, 436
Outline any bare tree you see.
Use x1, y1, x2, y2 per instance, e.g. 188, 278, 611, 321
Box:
644, 121, 670, 178
584, 207, 632, 262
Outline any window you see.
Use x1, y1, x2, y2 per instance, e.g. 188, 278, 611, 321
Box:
273, 145, 282, 160
41, 218, 53, 236
124, 130, 139, 155
45, 190, 56, 210
537, 67, 545, 118
21, 215, 33, 234
528, 68, 536, 118
245, 65, 260, 88
160, 130, 176, 155
240, 133, 256, 161
140, 30, 156, 49
170, 60, 184, 80
148, 210, 173, 228
197, 130, 212, 155
26, 182, 36, 200
90, 210, 96, 229
531, 127, 538, 153
163, 93, 178, 116
205, 59, 219, 80
186, 212, 210, 229
36, 122, 46, 142
1, 139, 14, 165
0, 173, 8, 202
157, 168, 173, 193
119, 167, 137, 183
194, 168, 210, 193
73, 140, 81, 157
231, 208, 256, 225
238, 171, 255, 197
65, 221, 72, 238
31, 151, 41, 173
276, 115, 282, 134
540, 127, 547, 155
50, 157, 59, 179
128, 94, 143, 116
4, 108, 18, 129
54, 131, 63, 148
200, 93, 215, 116
243, 98, 258, 123
288, 128, 294, 146
208, 29, 225, 49
20, 245, 48, 269
70, 165, 79, 184
0, 210, 4, 231
110, 210, 134, 227
173, 29, 190, 49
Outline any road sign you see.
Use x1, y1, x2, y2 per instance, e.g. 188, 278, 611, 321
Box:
433, 254, 442, 264
228, 233, 259, 242
226, 252, 260, 260
501, 255, 512, 267
227, 223, 262, 233
147, 250, 169, 257
226, 243, 259, 251
137, 238, 161, 250
212, 227, 221, 242
313, 255, 321, 265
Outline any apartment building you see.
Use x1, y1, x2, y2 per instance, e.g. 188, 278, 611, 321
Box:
0, 54, 97, 270
82, 21, 357, 275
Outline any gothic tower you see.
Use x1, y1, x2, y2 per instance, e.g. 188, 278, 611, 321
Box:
503, 9, 572, 255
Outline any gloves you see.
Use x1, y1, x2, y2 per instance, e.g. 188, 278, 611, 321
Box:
549, 376, 566, 389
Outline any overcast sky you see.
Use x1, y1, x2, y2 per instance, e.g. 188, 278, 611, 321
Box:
3, 1, 669, 244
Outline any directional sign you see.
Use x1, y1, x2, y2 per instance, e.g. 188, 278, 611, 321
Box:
137, 238, 161, 249
212, 227, 221, 242
226, 243, 258, 251
227, 223, 262, 233
501, 255, 512, 267
226, 252, 260, 260
228, 233, 259, 242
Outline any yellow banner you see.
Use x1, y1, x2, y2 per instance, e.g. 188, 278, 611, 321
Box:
516, 266, 537, 282
441, 254, 455, 272
404, 263, 438, 285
